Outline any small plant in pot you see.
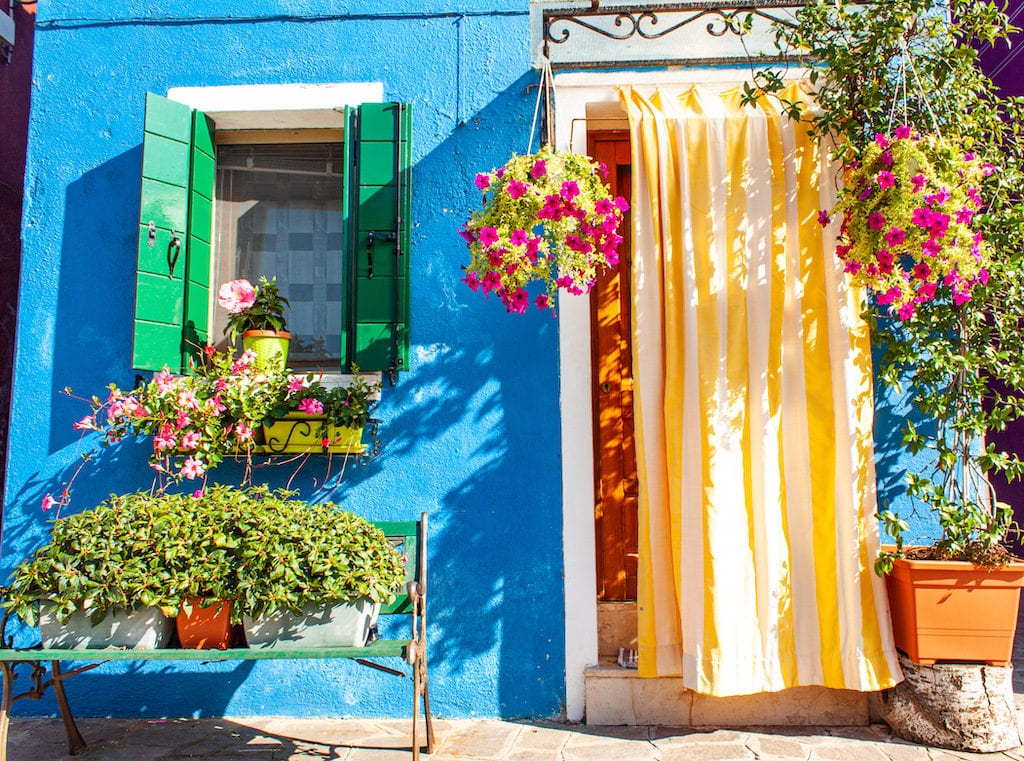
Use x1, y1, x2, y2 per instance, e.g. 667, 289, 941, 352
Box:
233, 490, 406, 648
219, 276, 291, 370
263, 371, 382, 454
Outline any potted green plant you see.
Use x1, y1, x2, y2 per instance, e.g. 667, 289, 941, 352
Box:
262, 371, 382, 454
5, 485, 406, 651
461, 144, 629, 315
232, 489, 406, 648
219, 276, 292, 369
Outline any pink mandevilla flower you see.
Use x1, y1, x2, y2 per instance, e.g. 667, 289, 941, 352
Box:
41, 494, 58, 512
180, 457, 206, 480
217, 279, 256, 314
73, 415, 96, 431
298, 398, 325, 415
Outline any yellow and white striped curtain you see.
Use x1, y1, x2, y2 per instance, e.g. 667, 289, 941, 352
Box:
622, 83, 901, 697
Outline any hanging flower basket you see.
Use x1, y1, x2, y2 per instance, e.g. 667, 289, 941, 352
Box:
827, 128, 995, 320
461, 145, 629, 315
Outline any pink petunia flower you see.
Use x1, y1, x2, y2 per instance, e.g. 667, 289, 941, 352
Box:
817, 210, 831, 226
877, 171, 896, 190
561, 181, 580, 200
475, 173, 491, 191
217, 279, 256, 314
507, 180, 529, 199
894, 125, 912, 139
478, 227, 499, 247
884, 227, 906, 247
531, 159, 547, 178
463, 271, 480, 291
535, 293, 550, 310
874, 133, 890, 149
510, 229, 528, 247
911, 174, 928, 193
867, 212, 887, 230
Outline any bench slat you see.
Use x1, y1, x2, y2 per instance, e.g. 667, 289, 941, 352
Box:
0, 639, 411, 662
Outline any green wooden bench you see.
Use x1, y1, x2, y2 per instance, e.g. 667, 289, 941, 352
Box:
0, 513, 433, 761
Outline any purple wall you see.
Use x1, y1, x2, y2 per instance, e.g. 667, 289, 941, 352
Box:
978, 4, 1024, 550
0, 0, 32, 505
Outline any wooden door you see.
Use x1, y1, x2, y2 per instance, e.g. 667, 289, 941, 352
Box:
588, 130, 638, 601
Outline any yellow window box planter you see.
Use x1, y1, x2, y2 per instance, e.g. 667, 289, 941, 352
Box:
258, 413, 367, 455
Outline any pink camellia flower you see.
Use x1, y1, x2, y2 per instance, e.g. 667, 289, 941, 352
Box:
217, 279, 256, 314
41, 494, 58, 512
877, 171, 896, 190
531, 159, 547, 178
180, 457, 206, 480
474, 173, 491, 191
73, 415, 96, 431
478, 227, 499, 247
297, 398, 325, 415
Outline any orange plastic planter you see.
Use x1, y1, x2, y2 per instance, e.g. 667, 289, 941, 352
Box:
176, 600, 233, 650
885, 556, 1024, 666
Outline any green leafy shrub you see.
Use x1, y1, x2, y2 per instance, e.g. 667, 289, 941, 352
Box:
4, 485, 406, 627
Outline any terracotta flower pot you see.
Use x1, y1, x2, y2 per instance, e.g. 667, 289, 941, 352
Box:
242, 330, 291, 371
176, 600, 233, 650
885, 555, 1024, 666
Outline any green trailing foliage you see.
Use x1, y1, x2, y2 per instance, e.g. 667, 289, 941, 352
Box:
747, 0, 1024, 569
3, 485, 406, 627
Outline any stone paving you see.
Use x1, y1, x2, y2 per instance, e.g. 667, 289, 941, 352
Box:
9, 716, 1024, 761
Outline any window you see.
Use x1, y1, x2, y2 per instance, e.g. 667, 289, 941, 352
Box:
132, 92, 411, 376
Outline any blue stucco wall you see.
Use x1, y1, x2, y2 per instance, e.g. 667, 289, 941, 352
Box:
4, 0, 566, 720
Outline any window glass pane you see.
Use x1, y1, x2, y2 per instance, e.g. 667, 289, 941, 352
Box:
214, 142, 344, 366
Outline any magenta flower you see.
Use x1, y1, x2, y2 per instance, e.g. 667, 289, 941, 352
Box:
876, 250, 894, 272
535, 293, 550, 310
879, 151, 894, 168
877, 171, 896, 190
192, 490, 205, 499
478, 227, 499, 247
912, 262, 931, 280
561, 180, 580, 200
928, 213, 950, 237
858, 186, 873, 201
925, 188, 951, 207
916, 282, 937, 302
458, 225, 476, 245
598, 161, 609, 178
482, 271, 501, 294
921, 238, 942, 257
894, 125, 912, 139
955, 207, 975, 225
462, 271, 480, 292
595, 199, 615, 215
614, 196, 630, 212
488, 250, 504, 267
844, 260, 862, 274
510, 229, 528, 247
911, 174, 928, 193
884, 227, 906, 247
896, 302, 916, 320
508, 288, 529, 314
475, 173, 491, 191
817, 210, 831, 226
968, 187, 983, 208
298, 398, 325, 415
911, 207, 933, 228
526, 237, 541, 257
867, 212, 887, 230
605, 250, 620, 267
981, 163, 996, 177
531, 159, 547, 178
977, 268, 990, 285
217, 279, 256, 314
507, 180, 529, 199
874, 133, 890, 149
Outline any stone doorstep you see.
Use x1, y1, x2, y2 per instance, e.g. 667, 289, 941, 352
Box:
584, 666, 870, 727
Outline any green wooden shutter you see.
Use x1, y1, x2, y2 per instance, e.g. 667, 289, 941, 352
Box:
343, 102, 412, 375
182, 110, 215, 369
133, 93, 193, 371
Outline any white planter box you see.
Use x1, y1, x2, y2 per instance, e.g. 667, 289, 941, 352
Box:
40, 606, 174, 650
244, 599, 379, 649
